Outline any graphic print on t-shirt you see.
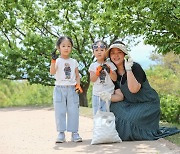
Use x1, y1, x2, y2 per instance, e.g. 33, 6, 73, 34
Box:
99, 70, 106, 83
64, 63, 71, 79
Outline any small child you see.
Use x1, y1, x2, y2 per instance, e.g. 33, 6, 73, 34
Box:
88, 40, 117, 115
50, 36, 83, 143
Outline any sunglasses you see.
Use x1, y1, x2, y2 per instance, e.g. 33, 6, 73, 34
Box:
92, 44, 106, 50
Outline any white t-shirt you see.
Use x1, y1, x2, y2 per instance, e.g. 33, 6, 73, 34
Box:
55, 57, 78, 86
89, 60, 117, 96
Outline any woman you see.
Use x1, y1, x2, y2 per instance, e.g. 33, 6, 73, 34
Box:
100, 40, 180, 141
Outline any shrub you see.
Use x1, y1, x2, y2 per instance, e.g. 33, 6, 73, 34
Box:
0, 80, 53, 107
160, 94, 180, 124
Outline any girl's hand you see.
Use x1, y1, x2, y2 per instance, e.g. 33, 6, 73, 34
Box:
96, 65, 103, 76
102, 64, 112, 74
75, 84, 83, 94
100, 91, 111, 101
51, 49, 58, 60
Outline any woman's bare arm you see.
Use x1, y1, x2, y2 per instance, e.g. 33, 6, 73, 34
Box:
111, 89, 124, 102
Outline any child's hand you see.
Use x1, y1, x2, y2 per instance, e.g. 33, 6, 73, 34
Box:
96, 65, 103, 76
100, 91, 111, 101
51, 49, 58, 60
102, 64, 112, 74
75, 84, 83, 94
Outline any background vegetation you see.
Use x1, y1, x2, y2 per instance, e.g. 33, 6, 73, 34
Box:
146, 52, 180, 124
0, 80, 53, 107
0, 0, 179, 107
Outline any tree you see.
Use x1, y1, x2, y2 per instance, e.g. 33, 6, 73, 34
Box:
0, 0, 179, 106
100, 0, 180, 54
0, 0, 121, 106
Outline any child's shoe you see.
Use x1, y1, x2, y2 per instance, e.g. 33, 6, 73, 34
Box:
56, 132, 65, 143
71, 132, 82, 142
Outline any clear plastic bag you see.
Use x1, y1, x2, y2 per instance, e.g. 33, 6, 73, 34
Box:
91, 99, 122, 144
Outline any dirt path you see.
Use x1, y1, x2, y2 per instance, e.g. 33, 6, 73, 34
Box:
0, 107, 179, 154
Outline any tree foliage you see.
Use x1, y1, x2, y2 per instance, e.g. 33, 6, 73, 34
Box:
0, 0, 179, 106
148, 52, 180, 95
100, 0, 180, 54
0, 0, 117, 106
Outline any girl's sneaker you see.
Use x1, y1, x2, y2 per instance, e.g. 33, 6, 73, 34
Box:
56, 132, 65, 143
71, 132, 82, 142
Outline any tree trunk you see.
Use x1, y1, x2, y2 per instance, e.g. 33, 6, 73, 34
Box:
79, 79, 90, 107
79, 92, 88, 107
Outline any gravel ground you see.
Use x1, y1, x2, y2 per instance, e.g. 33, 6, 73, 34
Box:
0, 107, 179, 154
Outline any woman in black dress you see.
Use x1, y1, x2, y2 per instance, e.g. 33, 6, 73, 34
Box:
100, 40, 180, 141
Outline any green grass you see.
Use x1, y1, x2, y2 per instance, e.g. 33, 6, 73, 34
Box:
79, 106, 180, 146
80, 106, 93, 118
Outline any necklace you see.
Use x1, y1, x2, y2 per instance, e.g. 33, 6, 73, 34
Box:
117, 68, 125, 87
119, 74, 124, 87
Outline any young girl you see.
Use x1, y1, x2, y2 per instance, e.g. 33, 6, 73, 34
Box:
88, 40, 117, 115
50, 36, 83, 143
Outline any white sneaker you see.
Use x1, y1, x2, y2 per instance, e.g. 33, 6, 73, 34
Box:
71, 132, 82, 142
56, 132, 65, 143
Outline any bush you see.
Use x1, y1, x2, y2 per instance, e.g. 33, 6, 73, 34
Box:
146, 60, 180, 124
160, 94, 180, 124
87, 83, 92, 108
0, 80, 53, 107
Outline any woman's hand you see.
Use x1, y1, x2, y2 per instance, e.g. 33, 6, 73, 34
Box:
124, 55, 141, 93
124, 55, 133, 71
